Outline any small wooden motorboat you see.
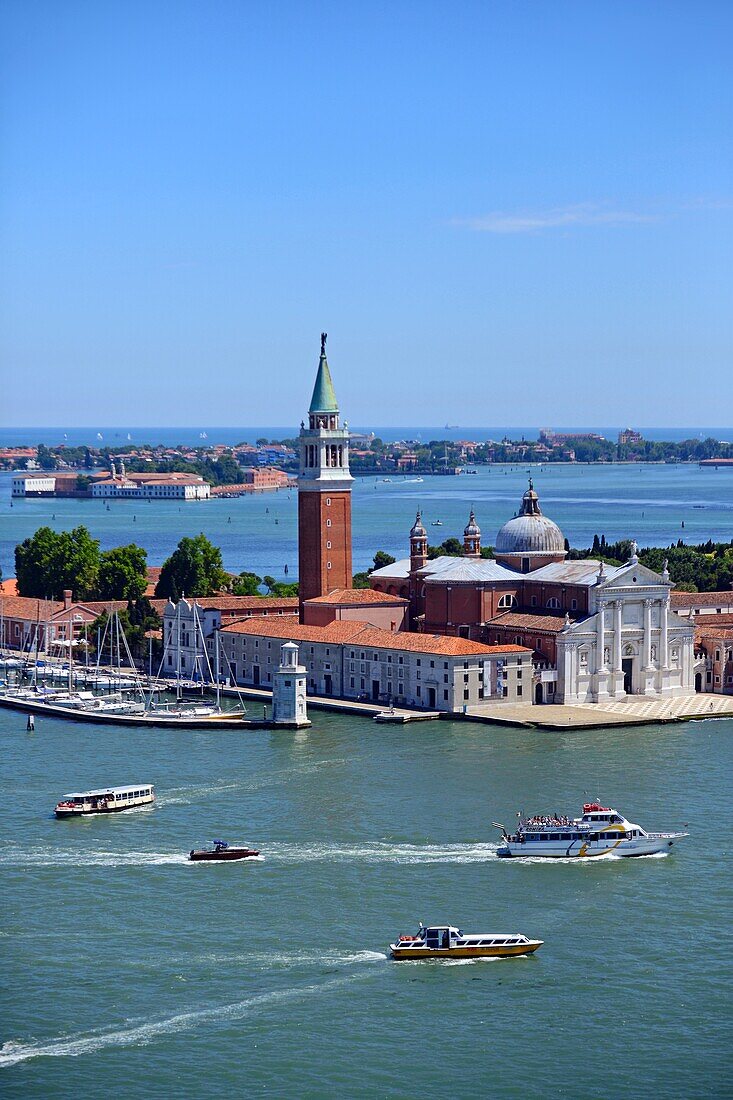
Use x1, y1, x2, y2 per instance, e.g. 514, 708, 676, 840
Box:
188, 840, 260, 862
390, 923, 543, 960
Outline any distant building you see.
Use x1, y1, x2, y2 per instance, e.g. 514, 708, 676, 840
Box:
11, 475, 57, 497
91, 463, 210, 499
618, 428, 644, 446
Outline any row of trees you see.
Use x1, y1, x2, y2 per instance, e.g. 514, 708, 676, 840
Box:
568, 536, 733, 592
15, 527, 148, 601
13, 526, 299, 603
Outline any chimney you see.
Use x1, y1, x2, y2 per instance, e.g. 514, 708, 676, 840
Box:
63, 589, 72, 609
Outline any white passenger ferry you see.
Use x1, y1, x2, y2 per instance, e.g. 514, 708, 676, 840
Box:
55, 784, 155, 818
494, 802, 687, 858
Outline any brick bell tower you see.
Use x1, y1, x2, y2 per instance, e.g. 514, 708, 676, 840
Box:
297, 333, 353, 618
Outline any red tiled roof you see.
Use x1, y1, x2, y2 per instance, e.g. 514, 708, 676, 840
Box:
0, 595, 64, 618
486, 612, 572, 633
221, 617, 530, 657
671, 591, 733, 609
0, 579, 19, 596
176, 596, 299, 611
304, 588, 408, 606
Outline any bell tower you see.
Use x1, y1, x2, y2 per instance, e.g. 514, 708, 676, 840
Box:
297, 334, 353, 617
463, 509, 481, 558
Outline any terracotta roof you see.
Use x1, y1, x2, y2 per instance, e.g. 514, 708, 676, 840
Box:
221, 619, 367, 644
486, 612, 572, 633
304, 588, 408, 606
172, 596, 299, 611
0, 579, 19, 596
221, 617, 530, 657
671, 591, 733, 609
0, 595, 64, 618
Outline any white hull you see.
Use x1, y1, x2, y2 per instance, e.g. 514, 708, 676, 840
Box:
498, 834, 681, 858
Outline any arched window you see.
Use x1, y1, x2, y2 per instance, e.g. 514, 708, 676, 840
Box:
498, 593, 517, 610
546, 597, 560, 609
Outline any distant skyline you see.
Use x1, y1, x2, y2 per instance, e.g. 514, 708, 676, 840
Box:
2, 1, 732, 427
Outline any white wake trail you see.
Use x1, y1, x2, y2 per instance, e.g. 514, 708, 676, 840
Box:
0, 970, 376, 1068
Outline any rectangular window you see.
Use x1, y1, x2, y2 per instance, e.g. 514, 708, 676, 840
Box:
463, 689, 469, 701
517, 685, 523, 697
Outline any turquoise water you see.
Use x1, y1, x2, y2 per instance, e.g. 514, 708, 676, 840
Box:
1, 708, 731, 1096
2, 462, 732, 583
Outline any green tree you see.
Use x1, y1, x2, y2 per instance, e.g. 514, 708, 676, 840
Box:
372, 550, 396, 570
98, 544, 148, 600
232, 571, 263, 596
36, 444, 58, 470
76, 474, 92, 491
154, 534, 228, 598
15, 525, 100, 599
263, 575, 299, 597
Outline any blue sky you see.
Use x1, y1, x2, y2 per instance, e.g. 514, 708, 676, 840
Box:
1, 1, 731, 428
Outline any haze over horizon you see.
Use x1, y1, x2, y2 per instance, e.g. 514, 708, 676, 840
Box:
2, 1, 731, 427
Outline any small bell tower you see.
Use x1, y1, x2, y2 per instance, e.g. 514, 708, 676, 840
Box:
463, 509, 481, 558
409, 510, 428, 573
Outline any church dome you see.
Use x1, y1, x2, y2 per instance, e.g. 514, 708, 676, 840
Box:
495, 480, 565, 555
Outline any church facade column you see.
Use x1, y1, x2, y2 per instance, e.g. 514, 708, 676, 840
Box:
595, 601, 609, 701
643, 599, 653, 669
658, 596, 671, 695
612, 599, 623, 696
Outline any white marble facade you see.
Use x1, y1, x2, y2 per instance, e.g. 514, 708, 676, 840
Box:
556, 560, 695, 703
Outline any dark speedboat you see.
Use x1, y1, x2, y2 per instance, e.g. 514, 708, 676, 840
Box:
189, 840, 260, 862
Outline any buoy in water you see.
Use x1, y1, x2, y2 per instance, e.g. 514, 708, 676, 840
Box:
26, 714, 35, 731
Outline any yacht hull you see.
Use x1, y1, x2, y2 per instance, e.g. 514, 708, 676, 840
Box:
189, 848, 259, 861
498, 835, 682, 858
391, 942, 542, 960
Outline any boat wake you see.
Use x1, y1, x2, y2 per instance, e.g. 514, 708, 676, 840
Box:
264, 841, 499, 865
0, 841, 498, 868
0, 846, 190, 867
0, 970, 378, 1068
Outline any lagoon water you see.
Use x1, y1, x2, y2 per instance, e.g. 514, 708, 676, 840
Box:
1, 461, 733, 1096
1, 707, 731, 1096
2, 461, 733, 583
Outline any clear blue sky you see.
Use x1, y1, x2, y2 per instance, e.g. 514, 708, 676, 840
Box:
1, 0, 731, 428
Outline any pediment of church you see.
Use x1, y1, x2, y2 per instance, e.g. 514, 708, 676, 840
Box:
599, 562, 669, 591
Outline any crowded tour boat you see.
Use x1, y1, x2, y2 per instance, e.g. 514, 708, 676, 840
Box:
494, 802, 687, 858
389, 923, 543, 960
54, 784, 155, 818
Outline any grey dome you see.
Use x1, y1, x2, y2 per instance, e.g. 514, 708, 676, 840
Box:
495, 480, 565, 555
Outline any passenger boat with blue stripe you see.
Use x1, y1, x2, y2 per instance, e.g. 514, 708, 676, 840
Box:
390, 923, 543, 960
493, 802, 687, 858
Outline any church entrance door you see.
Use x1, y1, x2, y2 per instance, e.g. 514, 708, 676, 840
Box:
622, 658, 633, 694
695, 672, 702, 693
535, 682, 543, 704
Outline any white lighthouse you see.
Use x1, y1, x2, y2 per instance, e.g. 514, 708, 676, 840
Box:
272, 641, 311, 727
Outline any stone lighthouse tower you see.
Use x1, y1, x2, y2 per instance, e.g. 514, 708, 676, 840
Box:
297, 334, 353, 617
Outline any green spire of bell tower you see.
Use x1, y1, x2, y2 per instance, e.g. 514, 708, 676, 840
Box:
308, 332, 339, 414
